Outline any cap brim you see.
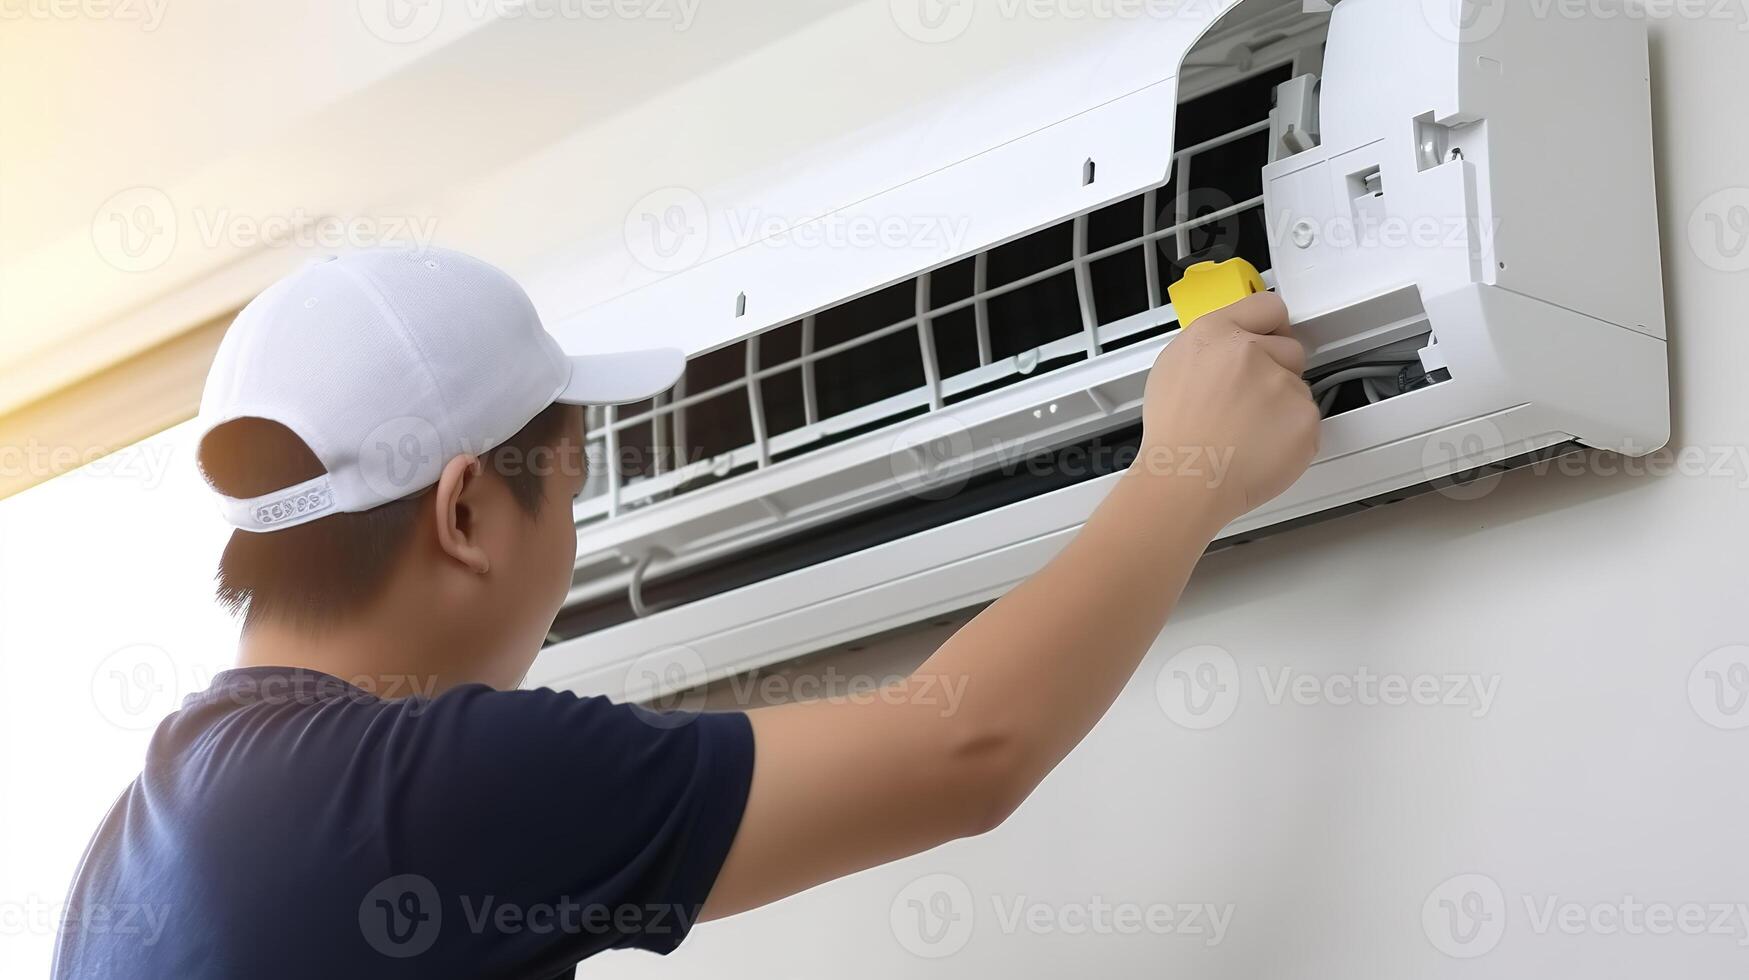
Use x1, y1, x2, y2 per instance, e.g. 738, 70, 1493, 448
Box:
557, 348, 686, 405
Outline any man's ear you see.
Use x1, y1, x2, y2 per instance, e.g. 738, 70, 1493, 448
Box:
432, 454, 491, 574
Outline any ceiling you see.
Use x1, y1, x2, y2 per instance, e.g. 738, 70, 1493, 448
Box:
0, 0, 868, 417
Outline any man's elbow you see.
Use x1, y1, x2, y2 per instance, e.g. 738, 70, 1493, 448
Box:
935, 708, 1034, 839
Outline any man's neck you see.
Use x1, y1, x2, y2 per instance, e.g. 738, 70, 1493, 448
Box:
236, 614, 505, 699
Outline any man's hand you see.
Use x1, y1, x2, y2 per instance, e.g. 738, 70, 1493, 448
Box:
1140, 291, 1319, 520
701, 294, 1316, 921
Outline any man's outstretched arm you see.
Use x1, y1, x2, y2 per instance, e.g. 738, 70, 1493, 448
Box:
702, 292, 1318, 919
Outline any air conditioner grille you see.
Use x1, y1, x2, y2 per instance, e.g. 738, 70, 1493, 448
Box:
574, 63, 1296, 528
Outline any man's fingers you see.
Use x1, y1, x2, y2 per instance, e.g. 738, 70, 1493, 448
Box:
1210, 291, 1292, 336
1252, 333, 1307, 376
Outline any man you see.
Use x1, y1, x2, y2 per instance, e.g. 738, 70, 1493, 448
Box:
54, 247, 1317, 978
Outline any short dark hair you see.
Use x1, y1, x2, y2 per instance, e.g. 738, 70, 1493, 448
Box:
198, 403, 575, 629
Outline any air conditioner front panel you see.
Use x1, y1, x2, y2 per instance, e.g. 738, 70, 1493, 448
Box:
549, 1, 1305, 360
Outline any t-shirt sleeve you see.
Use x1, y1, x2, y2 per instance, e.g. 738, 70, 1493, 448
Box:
368, 686, 755, 969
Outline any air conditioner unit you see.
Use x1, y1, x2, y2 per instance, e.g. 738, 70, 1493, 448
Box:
528, 0, 1668, 700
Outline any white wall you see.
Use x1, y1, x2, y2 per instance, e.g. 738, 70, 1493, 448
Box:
581, 12, 1749, 980
0, 421, 241, 977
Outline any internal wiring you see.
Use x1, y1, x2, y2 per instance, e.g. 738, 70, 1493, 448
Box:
1308, 364, 1409, 397
1363, 376, 1396, 403
1308, 360, 1436, 418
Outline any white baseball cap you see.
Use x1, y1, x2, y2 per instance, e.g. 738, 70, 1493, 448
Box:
198, 247, 684, 533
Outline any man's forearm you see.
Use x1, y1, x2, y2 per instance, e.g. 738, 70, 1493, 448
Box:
708, 297, 1309, 918
906, 468, 1232, 816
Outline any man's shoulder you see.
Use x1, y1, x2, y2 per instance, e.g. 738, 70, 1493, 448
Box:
138, 669, 407, 815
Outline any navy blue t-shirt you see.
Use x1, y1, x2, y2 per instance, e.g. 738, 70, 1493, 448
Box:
52, 667, 755, 979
